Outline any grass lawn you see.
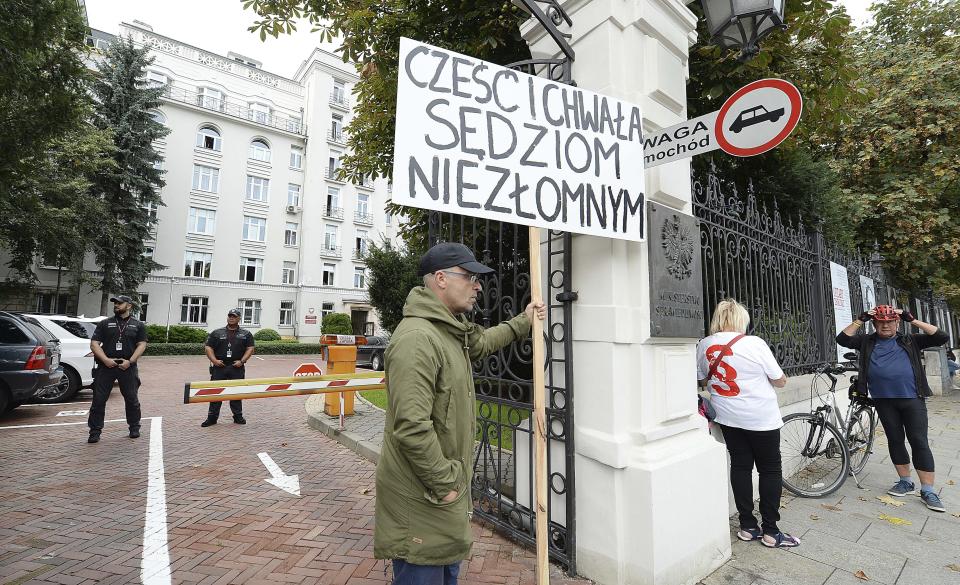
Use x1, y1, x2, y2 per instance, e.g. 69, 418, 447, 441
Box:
360, 390, 530, 452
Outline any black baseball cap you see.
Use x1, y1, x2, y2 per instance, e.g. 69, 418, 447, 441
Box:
417, 242, 494, 277
109, 295, 134, 304
227, 308, 242, 317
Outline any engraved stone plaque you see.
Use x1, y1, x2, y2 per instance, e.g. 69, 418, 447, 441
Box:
648, 201, 706, 338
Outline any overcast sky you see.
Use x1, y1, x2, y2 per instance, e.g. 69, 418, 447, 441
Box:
84, 0, 877, 78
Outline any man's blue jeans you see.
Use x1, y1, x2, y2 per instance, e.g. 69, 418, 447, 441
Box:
392, 559, 460, 585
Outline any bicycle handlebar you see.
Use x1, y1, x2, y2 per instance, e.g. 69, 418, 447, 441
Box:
815, 363, 858, 376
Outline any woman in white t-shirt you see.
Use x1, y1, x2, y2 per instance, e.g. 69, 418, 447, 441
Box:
697, 298, 800, 549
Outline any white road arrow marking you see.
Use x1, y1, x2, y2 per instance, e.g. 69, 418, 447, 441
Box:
257, 452, 301, 496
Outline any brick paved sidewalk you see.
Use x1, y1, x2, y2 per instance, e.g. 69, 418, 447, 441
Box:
0, 355, 588, 585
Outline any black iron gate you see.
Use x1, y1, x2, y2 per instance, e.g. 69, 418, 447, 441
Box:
427, 216, 578, 572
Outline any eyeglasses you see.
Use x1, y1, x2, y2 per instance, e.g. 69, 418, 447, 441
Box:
439, 270, 480, 283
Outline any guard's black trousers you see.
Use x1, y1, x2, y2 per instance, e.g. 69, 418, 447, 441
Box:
88, 365, 141, 433
207, 364, 245, 420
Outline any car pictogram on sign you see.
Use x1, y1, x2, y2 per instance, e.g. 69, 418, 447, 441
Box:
728, 105, 785, 133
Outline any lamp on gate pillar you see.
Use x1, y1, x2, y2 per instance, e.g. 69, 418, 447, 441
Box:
699, 0, 786, 60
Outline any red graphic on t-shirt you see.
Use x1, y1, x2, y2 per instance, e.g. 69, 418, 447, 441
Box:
706, 344, 740, 396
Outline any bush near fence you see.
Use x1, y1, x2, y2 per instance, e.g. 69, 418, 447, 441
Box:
144, 341, 322, 356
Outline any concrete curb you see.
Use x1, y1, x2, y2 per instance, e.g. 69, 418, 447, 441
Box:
305, 394, 382, 463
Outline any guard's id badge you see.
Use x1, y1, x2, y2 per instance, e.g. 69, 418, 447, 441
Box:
115, 341, 123, 352
226, 348, 233, 358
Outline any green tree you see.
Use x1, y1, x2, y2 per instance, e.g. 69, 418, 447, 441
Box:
89, 37, 169, 313
365, 242, 424, 333
322, 312, 354, 335
0, 0, 112, 283
831, 0, 960, 302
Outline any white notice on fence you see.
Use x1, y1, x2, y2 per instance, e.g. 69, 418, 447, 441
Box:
830, 262, 853, 362
392, 37, 646, 241
859, 275, 876, 334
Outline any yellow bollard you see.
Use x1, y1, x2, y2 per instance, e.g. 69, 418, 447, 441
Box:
323, 345, 357, 416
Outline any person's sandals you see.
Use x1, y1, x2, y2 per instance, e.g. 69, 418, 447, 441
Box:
762, 532, 801, 548
737, 527, 763, 541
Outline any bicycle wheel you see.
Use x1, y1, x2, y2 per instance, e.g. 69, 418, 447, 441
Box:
846, 405, 877, 475
780, 412, 850, 497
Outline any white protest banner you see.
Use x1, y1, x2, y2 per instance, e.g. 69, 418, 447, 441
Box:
859, 275, 876, 334
392, 37, 646, 241
830, 262, 853, 362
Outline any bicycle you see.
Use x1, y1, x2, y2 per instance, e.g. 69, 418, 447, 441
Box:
779, 356, 878, 497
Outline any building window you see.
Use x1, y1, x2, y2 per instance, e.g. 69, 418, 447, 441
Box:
327, 152, 341, 176
290, 146, 303, 169
149, 110, 166, 126
146, 71, 167, 88
246, 175, 270, 202
287, 183, 301, 207
321, 301, 335, 318
282, 261, 296, 285
242, 216, 267, 242
331, 114, 343, 140
355, 230, 368, 255
181, 296, 209, 324
192, 165, 219, 192
143, 246, 154, 258
188, 207, 216, 235
239, 257, 263, 282
196, 126, 221, 151
197, 87, 223, 111
284, 222, 299, 246
36, 293, 71, 314
143, 201, 158, 221
279, 301, 294, 326
326, 186, 340, 210
324, 225, 338, 250
386, 211, 393, 226
332, 80, 346, 103
249, 139, 271, 162
357, 192, 369, 215
238, 299, 262, 326
248, 103, 270, 124
322, 263, 336, 286
183, 251, 212, 278
354, 267, 366, 289
137, 293, 149, 322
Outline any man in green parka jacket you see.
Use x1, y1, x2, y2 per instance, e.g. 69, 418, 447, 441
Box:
374, 242, 545, 584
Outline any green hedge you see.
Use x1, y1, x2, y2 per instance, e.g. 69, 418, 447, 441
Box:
144, 341, 322, 356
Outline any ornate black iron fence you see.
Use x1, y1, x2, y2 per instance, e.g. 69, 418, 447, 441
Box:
427, 216, 578, 572
694, 163, 956, 372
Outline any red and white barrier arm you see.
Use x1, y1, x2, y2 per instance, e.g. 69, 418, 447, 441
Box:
183, 372, 386, 404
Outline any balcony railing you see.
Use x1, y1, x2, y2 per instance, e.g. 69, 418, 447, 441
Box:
330, 92, 350, 109
354, 211, 374, 225
323, 206, 344, 220
355, 178, 375, 190
327, 130, 346, 145
352, 249, 367, 261
324, 167, 345, 183
162, 85, 306, 135
320, 245, 342, 258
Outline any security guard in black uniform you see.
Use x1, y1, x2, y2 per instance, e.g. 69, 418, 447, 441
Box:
201, 308, 256, 427
87, 295, 147, 443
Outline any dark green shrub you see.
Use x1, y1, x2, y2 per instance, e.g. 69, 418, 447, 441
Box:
254, 328, 281, 341
145, 324, 168, 343
166, 325, 207, 343
322, 312, 353, 335
143, 341, 322, 356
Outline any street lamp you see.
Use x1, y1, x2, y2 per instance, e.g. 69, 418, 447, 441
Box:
700, 0, 786, 60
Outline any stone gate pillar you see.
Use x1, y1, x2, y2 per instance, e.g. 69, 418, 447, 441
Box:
520, 2, 731, 583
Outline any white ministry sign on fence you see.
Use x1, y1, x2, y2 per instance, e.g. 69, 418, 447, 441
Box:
830, 262, 853, 362
392, 37, 646, 241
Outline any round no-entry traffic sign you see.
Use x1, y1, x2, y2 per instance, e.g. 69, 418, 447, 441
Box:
294, 363, 322, 376
714, 78, 802, 157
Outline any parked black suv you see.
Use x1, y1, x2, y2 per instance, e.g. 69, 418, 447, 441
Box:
0, 311, 66, 414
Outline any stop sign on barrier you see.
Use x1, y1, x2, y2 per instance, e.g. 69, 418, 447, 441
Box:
293, 363, 322, 377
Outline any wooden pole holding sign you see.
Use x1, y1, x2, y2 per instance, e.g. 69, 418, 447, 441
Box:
528, 226, 549, 585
